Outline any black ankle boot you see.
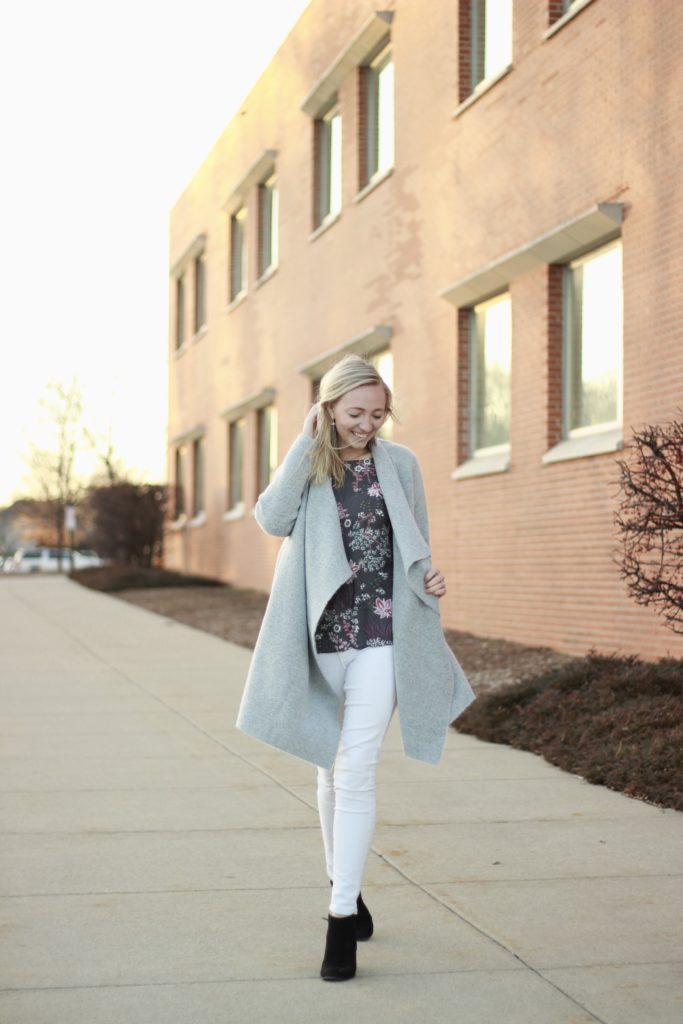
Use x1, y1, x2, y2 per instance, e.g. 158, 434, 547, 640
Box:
329, 880, 374, 941
355, 891, 374, 941
320, 913, 357, 981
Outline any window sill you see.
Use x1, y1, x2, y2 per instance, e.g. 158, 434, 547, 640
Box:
353, 165, 394, 205
542, 426, 623, 465
169, 516, 188, 531
226, 291, 247, 313
223, 502, 246, 522
544, 0, 596, 40
452, 63, 513, 119
309, 210, 341, 242
173, 343, 189, 360
452, 450, 510, 481
188, 511, 207, 527
254, 263, 278, 289
191, 324, 208, 344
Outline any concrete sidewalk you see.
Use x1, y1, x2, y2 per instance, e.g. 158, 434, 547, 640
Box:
0, 576, 681, 1024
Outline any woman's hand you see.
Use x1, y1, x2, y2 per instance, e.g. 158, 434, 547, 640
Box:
302, 402, 320, 439
424, 567, 446, 599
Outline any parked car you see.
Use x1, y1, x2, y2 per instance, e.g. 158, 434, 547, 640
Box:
72, 549, 105, 569
7, 547, 106, 573
8, 548, 50, 573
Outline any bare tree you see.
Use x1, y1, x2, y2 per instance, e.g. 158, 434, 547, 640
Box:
613, 413, 683, 634
83, 420, 127, 485
24, 377, 86, 570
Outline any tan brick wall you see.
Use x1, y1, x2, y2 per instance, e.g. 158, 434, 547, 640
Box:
166, 0, 683, 661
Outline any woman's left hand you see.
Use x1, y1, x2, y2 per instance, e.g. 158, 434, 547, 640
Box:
424, 567, 447, 598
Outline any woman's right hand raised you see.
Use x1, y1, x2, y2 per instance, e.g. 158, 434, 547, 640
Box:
302, 402, 320, 439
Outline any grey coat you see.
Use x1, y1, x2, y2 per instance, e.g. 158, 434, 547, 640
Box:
235, 432, 476, 769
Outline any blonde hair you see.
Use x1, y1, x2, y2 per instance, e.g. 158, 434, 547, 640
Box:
309, 353, 396, 488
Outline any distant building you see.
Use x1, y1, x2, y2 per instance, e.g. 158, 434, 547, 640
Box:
0, 499, 88, 553
166, 0, 683, 660
0, 500, 42, 553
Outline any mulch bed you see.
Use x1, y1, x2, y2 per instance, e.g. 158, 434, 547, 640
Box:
70, 565, 683, 812
455, 651, 683, 812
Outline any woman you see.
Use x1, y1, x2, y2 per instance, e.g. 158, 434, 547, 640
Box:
236, 354, 476, 981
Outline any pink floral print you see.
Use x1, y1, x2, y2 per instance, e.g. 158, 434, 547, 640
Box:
315, 456, 393, 653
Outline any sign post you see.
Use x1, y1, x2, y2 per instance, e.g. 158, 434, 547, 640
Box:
65, 505, 77, 572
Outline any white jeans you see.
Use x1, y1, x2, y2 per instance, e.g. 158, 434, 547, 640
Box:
315, 645, 397, 916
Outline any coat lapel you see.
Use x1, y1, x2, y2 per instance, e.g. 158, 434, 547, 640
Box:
372, 440, 439, 613
304, 477, 352, 646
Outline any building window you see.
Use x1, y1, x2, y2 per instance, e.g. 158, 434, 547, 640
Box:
460, 0, 513, 100
359, 40, 394, 189
175, 275, 185, 349
192, 437, 205, 517
227, 417, 245, 509
369, 348, 394, 439
470, 292, 512, 456
257, 173, 278, 279
551, 0, 586, 18
174, 446, 186, 518
314, 101, 342, 228
257, 404, 278, 494
229, 206, 247, 302
194, 252, 206, 333
564, 239, 622, 436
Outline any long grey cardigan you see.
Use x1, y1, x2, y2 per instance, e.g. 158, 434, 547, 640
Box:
235, 432, 476, 769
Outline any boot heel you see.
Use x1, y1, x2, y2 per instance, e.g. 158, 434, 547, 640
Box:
355, 891, 374, 941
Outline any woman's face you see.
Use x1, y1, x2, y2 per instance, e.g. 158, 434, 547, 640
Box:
330, 382, 388, 456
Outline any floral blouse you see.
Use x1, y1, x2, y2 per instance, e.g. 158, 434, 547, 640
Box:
314, 455, 394, 652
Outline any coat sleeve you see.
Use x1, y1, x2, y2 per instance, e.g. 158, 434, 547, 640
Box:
410, 454, 431, 547
253, 433, 316, 537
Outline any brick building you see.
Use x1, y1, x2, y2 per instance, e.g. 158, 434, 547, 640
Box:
166, 0, 683, 660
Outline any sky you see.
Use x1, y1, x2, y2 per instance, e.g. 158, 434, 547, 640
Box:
0, 0, 311, 507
